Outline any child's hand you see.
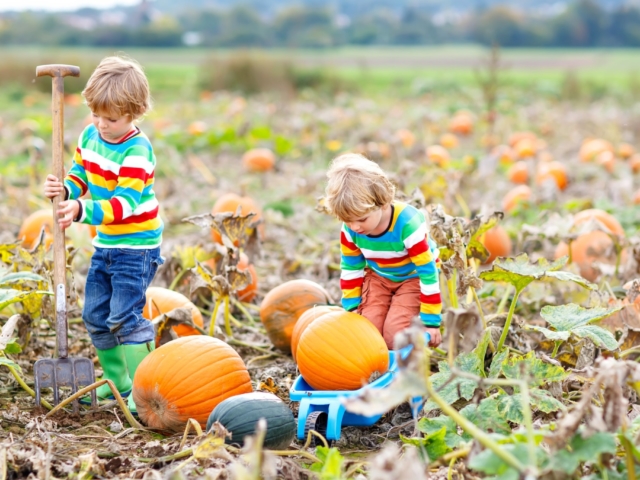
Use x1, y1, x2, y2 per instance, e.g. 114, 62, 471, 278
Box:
424, 327, 442, 347
57, 200, 79, 229
44, 174, 64, 199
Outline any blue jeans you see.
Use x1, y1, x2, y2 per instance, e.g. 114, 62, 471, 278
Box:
83, 247, 164, 350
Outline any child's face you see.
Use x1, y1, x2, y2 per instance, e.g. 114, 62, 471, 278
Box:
91, 111, 134, 142
345, 208, 385, 236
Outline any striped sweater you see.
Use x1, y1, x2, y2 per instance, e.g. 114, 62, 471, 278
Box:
340, 202, 442, 327
64, 124, 163, 249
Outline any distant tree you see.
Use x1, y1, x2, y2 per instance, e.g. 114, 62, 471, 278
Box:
608, 6, 640, 46
392, 7, 438, 44
273, 6, 336, 47
346, 9, 398, 45
471, 6, 527, 47
552, 0, 606, 46
179, 8, 224, 45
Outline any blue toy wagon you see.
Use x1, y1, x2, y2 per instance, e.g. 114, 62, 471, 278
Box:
289, 333, 429, 444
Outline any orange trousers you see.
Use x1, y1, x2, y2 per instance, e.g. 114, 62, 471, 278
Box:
357, 270, 421, 349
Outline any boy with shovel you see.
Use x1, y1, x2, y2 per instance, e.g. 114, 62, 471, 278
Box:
43, 56, 164, 411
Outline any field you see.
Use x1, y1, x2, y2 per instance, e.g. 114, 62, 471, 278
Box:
1, 45, 640, 479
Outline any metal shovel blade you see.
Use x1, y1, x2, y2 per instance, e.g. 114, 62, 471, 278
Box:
34, 356, 97, 411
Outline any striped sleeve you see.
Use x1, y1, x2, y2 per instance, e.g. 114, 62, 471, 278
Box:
340, 225, 366, 312
77, 148, 154, 225
402, 211, 442, 327
63, 133, 89, 200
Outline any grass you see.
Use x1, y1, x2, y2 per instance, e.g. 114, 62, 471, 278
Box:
2, 45, 640, 101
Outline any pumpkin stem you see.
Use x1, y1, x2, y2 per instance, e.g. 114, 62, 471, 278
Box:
209, 299, 221, 336
223, 295, 232, 336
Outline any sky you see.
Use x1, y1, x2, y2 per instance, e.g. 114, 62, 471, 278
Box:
0, 0, 140, 11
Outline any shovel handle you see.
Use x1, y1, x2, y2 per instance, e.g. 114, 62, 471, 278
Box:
37, 64, 80, 358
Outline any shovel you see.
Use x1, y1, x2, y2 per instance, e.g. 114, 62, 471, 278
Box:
33, 64, 96, 410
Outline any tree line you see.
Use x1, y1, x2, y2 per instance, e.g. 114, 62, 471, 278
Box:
1, 0, 640, 48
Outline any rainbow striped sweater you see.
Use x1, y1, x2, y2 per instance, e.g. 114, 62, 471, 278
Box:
339, 202, 442, 327
64, 124, 163, 249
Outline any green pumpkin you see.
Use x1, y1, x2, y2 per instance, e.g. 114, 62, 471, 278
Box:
206, 392, 296, 450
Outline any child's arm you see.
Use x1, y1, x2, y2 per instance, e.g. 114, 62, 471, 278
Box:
63, 146, 89, 200
75, 147, 154, 225
402, 213, 442, 328
339, 225, 366, 312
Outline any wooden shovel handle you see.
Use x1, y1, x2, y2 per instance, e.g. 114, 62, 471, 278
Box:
36, 64, 80, 358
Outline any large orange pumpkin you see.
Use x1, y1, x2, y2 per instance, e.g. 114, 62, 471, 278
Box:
259, 279, 332, 353
210, 193, 263, 245
143, 287, 204, 342
242, 148, 276, 172
18, 209, 53, 249
132, 336, 253, 432
296, 311, 389, 391
290, 305, 343, 361
554, 209, 625, 281
480, 225, 512, 264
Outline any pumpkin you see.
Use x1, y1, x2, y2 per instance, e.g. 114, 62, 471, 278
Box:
507, 161, 528, 184
480, 225, 512, 264
296, 310, 389, 391
290, 305, 343, 361
596, 150, 615, 173
439, 133, 459, 149
426, 145, 450, 167
395, 129, 416, 148
508, 131, 537, 148
502, 185, 531, 213
513, 138, 537, 159
188, 121, 207, 136
143, 287, 204, 343
448, 111, 473, 135
210, 193, 263, 245
580, 138, 613, 162
618, 143, 635, 159
260, 279, 332, 353
629, 154, 640, 173
554, 209, 625, 282
18, 209, 53, 249
535, 161, 568, 191
206, 392, 295, 449
242, 148, 276, 172
634, 190, 640, 205
492, 144, 515, 165
133, 336, 252, 432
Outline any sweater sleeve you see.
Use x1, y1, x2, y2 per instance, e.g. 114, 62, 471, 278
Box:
339, 224, 366, 312
402, 211, 442, 327
77, 147, 154, 225
63, 133, 89, 200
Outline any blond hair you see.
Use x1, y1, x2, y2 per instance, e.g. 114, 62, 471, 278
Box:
82, 56, 151, 119
325, 153, 395, 221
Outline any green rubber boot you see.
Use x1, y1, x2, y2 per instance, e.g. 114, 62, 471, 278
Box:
123, 342, 155, 414
82, 345, 132, 404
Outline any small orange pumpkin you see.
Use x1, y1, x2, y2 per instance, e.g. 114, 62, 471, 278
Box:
210, 193, 264, 245
426, 145, 450, 167
580, 138, 613, 162
18, 209, 53, 249
448, 111, 474, 135
535, 161, 568, 191
480, 225, 512, 264
242, 148, 276, 172
502, 185, 532, 213
133, 336, 252, 432
507, 161, 528, 184
296, 311, 389, 391
439, 133, 459, 149
290, 305, 343, 361
395, 129, 416, 148
143, 287, 204, 343
259, 279, 333, 353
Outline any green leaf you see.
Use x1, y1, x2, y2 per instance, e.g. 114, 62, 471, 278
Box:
479, 254, 595, 293
0, 289, 52, 312
417, 415, 467, 449
424, 352, 483, 411
0, 271, 46, 289
539, 304, 621, 350
468, 442, 531, 480
4, 338, 22, 355
496, 388, 564, 424
400, 428, 452, 461
502, 351, 567, 387
488, 348, 509, 378
466, 212, 503, 263
0, 242, 19, 264
460, 397, 511, 435
544, 432, 616, 474
527, 325, 569, 341
0, 356, 21, 372
274, 135, 294, 156
310, 447, 345, 479
249, 125, 272, 141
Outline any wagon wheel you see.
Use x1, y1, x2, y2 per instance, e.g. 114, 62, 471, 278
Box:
304, 411, 333, 447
